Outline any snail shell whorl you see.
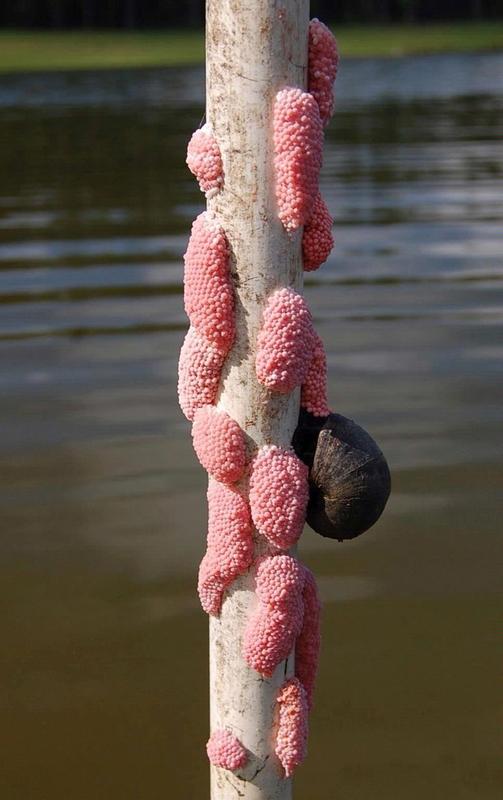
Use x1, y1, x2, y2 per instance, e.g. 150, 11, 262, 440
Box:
293, 409, 391, 541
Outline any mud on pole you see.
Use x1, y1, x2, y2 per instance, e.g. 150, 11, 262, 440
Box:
206, 1, 309, 797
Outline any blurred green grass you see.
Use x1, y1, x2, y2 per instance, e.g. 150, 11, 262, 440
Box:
0, 22, 502, 73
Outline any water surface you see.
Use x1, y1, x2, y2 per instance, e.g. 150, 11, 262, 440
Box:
1, 52, 502, 798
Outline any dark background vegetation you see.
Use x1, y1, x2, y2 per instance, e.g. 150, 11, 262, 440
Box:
1, 1, 501, 28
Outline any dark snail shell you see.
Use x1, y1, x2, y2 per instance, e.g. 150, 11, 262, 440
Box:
293, 409, 391, 541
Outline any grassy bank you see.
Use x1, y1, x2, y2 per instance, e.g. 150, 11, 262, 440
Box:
0, 22, 502, 74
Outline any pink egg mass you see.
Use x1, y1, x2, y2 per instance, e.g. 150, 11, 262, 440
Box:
302, 192, 334, 272
256, 287, 316, 394
301, 330, 330, 418
255, 553, 305, 608
179, 15, 340, 776
308, 18, 339, 127
206, 729, 248, 771
274, 677, 309, 777
249, 445, 309, 549
243, 555, 305, 676
186, 124, 224, 196
184, 211, 234, 353
273, 87, 324, 231
177, 326, 226, 421
198, 479, 253, 616
295, 567, 322, 711
192, 405, 246, 485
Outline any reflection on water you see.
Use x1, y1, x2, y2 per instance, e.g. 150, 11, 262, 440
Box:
1, 53, 502, 799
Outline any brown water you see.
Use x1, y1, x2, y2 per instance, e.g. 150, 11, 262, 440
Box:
1, 52, 502, 798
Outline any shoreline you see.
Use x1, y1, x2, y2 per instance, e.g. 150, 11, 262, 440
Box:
0, 22, 502, 74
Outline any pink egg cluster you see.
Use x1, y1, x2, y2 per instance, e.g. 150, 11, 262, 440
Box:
302, 192, 334, 272
301, 331, 330, 418
206, 729, 247, 771
273, 87, 323, 231
249, 445, 309, 549
308, 18, 339, 127
198, 479, 253, 616
256, 287, 316, 393
242, 554, 322, 713
295, 567, 321, 711
274, 678, 309, 777
184, 211, 234, 353
186, 124, 223, 196
243, 555, 305, 677
192, 405, 246, 484
177, 326, 226, 421
180, 16, 339, 775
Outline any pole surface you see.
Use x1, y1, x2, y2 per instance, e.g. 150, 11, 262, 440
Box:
206, 1, 310, 797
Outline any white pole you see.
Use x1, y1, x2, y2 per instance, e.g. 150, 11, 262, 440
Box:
206, 1, 310, 798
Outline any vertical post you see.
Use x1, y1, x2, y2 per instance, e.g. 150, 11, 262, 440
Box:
206, 1, 309, 798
